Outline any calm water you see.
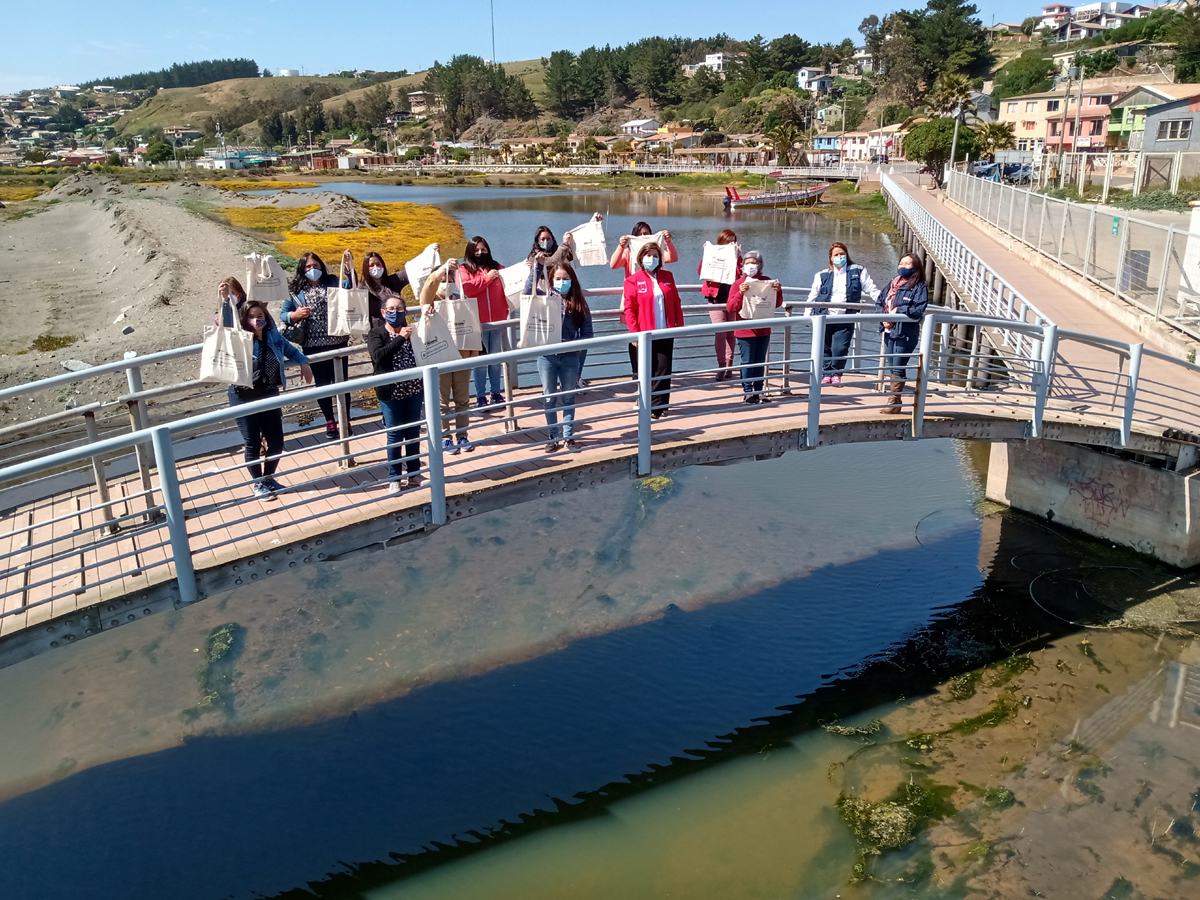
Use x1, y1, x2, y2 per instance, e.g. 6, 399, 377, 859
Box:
0, 188, 1195, 899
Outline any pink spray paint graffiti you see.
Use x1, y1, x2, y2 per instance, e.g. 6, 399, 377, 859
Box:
1067, 476, 1131, 527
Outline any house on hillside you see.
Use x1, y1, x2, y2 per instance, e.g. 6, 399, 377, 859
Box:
684, 52, 735, 78
1111, 83, 1200, 148
93, 85, 115, 93
164, 127, 203, 146
620, 118, 660, 136
797, 67, 833, 94
998, 86, 1131, 153
1039, 3, 1075, 31
1143, 95, 1200, 151
407, 91, 441, 116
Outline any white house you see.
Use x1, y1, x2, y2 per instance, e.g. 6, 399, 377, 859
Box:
92, 85, 115, 94
620, 118, 660, 136
797, 67, 833, 94
853, 47, 874, 74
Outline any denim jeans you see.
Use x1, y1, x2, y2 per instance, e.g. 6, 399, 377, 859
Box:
884, 330, 920, 379
378, 393, 423, 480
736, 334, 771, 395
536, 352, 581, 440
822, 321, 856, 374
473, 327, 507, 397
228, 386, 284, 481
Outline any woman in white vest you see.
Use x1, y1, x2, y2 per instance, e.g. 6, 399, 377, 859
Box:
805, 242, 881, 385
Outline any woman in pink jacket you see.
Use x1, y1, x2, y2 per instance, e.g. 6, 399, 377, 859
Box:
725, 250, 782, 404
458, 236, 510, 409
623, 242, 684, 418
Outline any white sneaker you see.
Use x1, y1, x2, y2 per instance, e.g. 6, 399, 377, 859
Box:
387, 481, 402, 495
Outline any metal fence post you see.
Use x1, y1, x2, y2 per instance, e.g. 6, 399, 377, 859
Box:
807, 316, 825, 448
1021, 185, 1032, 243
149, 426, 198, 605
332, 354, 355, 468
422, 366, 447, 526
1031, 324, 1058, 439
1036, 195, 1048, 254
637, 333, 653, 475
1155, 225, 1175, 320
1102, 150, 1113, 204
82, 410, 118, 534
1082, 205, 1097, 279
912, 314, 937, 439
782, 307, 793, 392
124, 358, 158, 520
1056, 199, 1069, 265
1113, 216, 1130, 296
1120, 342, 1143, 447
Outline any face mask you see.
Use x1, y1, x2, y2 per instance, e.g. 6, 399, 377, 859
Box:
538, 239, 553, 251
305, 267, 322, 282
249, 317, 266, 330
897, 266, 916, 278
383, 310, 404, 326
643, 256, 659, 271
743, 263, 760, 277
553, 278, 572, 294
368, 266, 385, 279
832, 255, 847, 268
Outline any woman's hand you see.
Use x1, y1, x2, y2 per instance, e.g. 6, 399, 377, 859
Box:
592, 212, 603, 222
342, 249, 353, 268
485, 269, 499, 283
218, 283, 230, 302
738, 281, 748, 295
771, 280, 781, 291
293, 306, 312, 320
399, 326, 413, 339
618, 235, 630, 248
300, 364, 314, 384
662, 229, 672, 243
425, 304, 436, 316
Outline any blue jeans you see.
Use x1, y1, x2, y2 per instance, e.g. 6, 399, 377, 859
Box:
473, 327, 507, 397
823, 321, 856, 374
378, 393, 423, 480
536, 352, 581, 440
736, 335, 771, 395
884, 330, 920, 379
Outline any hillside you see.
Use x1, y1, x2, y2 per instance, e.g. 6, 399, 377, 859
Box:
114, 75, 360, 136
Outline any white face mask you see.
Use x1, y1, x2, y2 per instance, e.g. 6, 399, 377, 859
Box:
743, 263, 760, 277
368, 266, 385, 279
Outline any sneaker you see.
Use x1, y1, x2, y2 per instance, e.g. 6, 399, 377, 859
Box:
564, 439, 581, 452
475, 395, 488, 409
252, 482, 275, 501
490, 392, 505, 407
263, 477, 285, 493
743, 394, 758, 404
406, 473, 425, 488
576, 377, 588, 389
387, 481, 402, 495
545, 440, 562, 453
831, 374, 843, 386
821, 376, 833, 385
458, 436, 475, 453
443, 437, 459, 456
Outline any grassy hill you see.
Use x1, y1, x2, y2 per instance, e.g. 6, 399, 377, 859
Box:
114, 75, 360, 136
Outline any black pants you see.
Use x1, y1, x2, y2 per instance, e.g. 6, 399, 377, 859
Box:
650, 338, 674, 412
628, 342, 638, 377
307, 354, 349, 424
229, 386, 284, 480
823, 321, 856, 374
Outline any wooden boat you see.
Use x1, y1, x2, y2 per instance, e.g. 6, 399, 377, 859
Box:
723, 181, 828, 210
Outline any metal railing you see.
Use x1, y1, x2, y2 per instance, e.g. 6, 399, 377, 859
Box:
882, 173, 1054, 358
565, 164, 866, 179
944, 169, 1200, 343
3, 302, 1199, 634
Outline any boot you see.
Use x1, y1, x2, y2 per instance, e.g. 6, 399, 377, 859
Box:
880, 379, 905, 415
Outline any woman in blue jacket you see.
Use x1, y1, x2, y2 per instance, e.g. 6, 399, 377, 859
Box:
281, 250, 352, 439
876, 253, 929, 415
539, 263, 593, 453
229, 300, 313, 499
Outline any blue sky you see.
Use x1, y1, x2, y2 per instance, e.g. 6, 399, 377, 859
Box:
4, 1, 1038, 93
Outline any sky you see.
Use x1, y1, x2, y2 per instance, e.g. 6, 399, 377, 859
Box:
2, 1, 1041, 93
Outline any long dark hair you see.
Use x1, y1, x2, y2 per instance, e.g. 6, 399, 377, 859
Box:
530, 225, 557, 256
464, 235, 499, 272
289, 251, 328, 293
897, 253, 927, 285
828, 242, 854, 270
239, 301, 276, 333
361, 252, 388, 292
550, 262, 589, 327
632, 221, 652, 237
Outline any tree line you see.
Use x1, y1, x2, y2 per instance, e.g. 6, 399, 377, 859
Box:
83, 58, 260, 91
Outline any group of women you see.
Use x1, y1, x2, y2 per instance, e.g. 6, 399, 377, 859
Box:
215, 224, 928, 500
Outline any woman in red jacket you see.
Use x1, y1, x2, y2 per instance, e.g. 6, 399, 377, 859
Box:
698, 228, 742, 381
458, 235, 510, 409
623, 241, 684, 418
726, 250, 783, 404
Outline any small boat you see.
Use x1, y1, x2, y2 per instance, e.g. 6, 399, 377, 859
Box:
723, 182, 829, 210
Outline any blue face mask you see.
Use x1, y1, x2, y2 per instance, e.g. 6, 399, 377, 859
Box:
305, 268, 322, 282
897, 266, 916, 278
538, 239, 553, 251
832, 255, 847, 268
643, 256, 660, 272
553, 278, 572, 294
383, 310, 404, 326
249, 317, 266, 330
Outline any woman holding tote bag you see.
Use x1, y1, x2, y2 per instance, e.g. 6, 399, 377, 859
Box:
227, 300, 313, 501
281, 250, 353, 439
458, 236, 509, 410
421, 259, 479, 454
726, 250, 783, 405
367, 295, 425, 494
538, 263, 593, 453
698, 229, 742, 381
623, 242, 684, 418
361, 251, 412, 327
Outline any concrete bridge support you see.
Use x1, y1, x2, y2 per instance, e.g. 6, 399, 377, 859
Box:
987, 439, 1200, 568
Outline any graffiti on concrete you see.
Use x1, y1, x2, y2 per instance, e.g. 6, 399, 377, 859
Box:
1067, 476, 1131, 526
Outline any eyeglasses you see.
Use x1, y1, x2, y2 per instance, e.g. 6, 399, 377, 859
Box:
384, 307, 405, 313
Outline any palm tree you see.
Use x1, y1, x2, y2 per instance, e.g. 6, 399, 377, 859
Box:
927, 73, 976, 170
975, 122, 1016, 160
765, 124, 802, 166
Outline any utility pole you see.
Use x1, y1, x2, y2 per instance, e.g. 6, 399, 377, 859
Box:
490, 0, 496, 65
1054, 67, 1075, 180
1071, 68, 1085, 169
840, 94, 847, 164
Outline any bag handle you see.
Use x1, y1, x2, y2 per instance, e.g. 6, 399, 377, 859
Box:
339, 251, 357, 289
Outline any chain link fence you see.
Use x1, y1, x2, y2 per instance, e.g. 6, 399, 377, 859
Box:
946, 170, 1200, 342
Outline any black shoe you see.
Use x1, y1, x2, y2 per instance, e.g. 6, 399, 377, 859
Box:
325, 420, 339, 440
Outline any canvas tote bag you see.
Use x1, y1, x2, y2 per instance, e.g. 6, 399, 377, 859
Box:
499, 260, 532, 314
404, 243, 443, 299
200, 298, 254, 387
244, 253, 290, 306
435, 270, 483, 351
410, 307, 462, 367
739, 279, 778, 320
567, 216, 608, 267
329, 255, 370, 337
699, 241, 740, 284
518, 271, 562, 350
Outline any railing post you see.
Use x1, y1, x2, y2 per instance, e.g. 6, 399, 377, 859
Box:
1113, 216, 1130, 296
782, 307, 793, 393
1120, 342, 1143, 448
124, 357, 158, 520
1155, 225, 1175, 320
1021, 184, 1031, 244
912, 314, 937, 439
807, 316, 825, 448
332, 354, 355, 469
1056, 199, 1069, 265
1036, 195, 1048, 254
1083, 205, 1097, 278
1030, 324, 1058, 439
149, 426, 197, 605
1102, 150, 1113, 204
422, 366, 447, 526
82, 410, 118, 534
637, 333, 653, 475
